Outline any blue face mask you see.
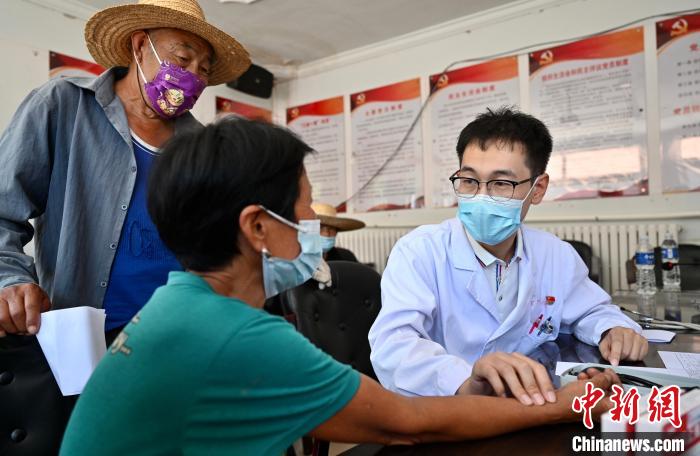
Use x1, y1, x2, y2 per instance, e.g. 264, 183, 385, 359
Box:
320, 235, 336, 253
457, 178, 538, 246
259, 206, 322, 298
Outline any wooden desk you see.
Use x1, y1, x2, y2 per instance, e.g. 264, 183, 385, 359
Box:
341, 334, 700, 456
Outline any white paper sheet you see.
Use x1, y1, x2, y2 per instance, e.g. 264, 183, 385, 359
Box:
658, 351, 700, 379
36, 306, 106, 396
641, 329, 677, 343
555, 361, 677, 376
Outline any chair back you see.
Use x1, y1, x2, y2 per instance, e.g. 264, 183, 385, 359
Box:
679, 244, 700, 291
0, 336, 76, 455
282, 261, 382, 379
563, 239, 601, 284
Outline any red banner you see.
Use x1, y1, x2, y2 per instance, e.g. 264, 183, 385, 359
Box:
430, 56, 518, 94
657, 13, 700, 51
216, 96, 272, 123
287, 96, 343, 123
49, 51, 104, 79
530, 27, 644, 76
351, 79, 420, 111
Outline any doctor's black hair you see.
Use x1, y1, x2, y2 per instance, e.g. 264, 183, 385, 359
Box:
456, 106, 553, 176
148, 117, 313, 272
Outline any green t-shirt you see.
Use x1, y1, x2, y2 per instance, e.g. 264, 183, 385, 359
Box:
60, 271, 360, 456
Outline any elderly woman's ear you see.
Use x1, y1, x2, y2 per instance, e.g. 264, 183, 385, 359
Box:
238, 205, 266, 253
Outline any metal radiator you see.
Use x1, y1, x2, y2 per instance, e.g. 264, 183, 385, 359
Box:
337, 222, 680, 293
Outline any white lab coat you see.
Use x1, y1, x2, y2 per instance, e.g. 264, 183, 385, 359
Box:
368, 218, 641, 397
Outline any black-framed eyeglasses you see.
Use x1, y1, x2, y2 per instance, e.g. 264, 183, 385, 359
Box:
449, 171, 535, 201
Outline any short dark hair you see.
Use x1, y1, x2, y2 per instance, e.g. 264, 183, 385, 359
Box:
148, 117, 313, 272
456, 107, 553, 176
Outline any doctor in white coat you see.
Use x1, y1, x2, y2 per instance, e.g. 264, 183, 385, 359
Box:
369, 107, 647, 406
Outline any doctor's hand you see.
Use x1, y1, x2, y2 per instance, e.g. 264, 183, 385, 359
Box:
456, 352, 557, 406
598, 327, 648, 366
0, 283, 52, 337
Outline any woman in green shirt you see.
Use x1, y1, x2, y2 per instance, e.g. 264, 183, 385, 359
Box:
61, 118, 619, 455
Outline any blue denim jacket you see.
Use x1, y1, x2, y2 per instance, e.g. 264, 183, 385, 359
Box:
0, 68, 200, 310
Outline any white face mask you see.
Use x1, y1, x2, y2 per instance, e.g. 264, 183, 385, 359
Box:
258, 206, 322, 298
457, 177, 539, 245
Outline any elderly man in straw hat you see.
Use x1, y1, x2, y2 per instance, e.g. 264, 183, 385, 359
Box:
0, 4, 248, 450
0, 0, 249, 344
311, 202, 365, 262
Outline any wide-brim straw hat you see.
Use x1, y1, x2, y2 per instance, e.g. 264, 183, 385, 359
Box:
85, 0, 251, 86
312, 203, 366, 232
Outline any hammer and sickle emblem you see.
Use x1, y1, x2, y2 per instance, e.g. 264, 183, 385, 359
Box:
670, 19, 688, 37
539, 50, 554, 66
436, 74, 449, 89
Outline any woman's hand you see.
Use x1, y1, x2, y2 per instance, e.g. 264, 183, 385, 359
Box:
555, 368, 622, 423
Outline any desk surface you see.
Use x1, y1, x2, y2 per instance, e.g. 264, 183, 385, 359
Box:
341, 334, 700, 456
612, 290, 700, 323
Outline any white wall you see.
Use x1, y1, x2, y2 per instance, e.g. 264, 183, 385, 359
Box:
275, 0, 700, 244
0, 0, 269, 131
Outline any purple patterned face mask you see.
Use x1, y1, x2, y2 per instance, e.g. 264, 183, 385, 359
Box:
134, 34, 207, 118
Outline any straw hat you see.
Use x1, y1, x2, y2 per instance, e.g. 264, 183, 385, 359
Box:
85, 0, 251, 86
311, 203, 365, 232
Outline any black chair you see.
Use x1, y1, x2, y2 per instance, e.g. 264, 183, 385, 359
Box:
281, 260, 382, 380
625, 244, 700, 291
678, 244, 700, 290
280, 261, 382, 456
563, 240, 601, 284
0, 335, 77, 456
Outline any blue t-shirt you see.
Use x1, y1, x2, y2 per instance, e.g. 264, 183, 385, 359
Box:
102, 133, 182, 330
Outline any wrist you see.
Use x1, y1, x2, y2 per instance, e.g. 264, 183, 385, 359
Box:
455, 378, 470, 395
598, 327, 614, 345
456, 377, 474, 395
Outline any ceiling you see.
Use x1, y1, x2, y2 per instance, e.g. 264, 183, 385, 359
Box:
74, 0, 520, 67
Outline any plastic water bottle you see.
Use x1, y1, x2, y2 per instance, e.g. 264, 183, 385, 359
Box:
664, 291, 681, 321
661, 233, 681, 291
637, 295, 656, 323
635, 235, 656, 296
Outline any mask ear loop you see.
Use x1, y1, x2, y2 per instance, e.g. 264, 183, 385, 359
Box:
133, 32, 162, 84
134, 33, 164, 86
133, 48, 149, 86
146, 32, 163, 65
132, 47, 160, 117
134, 32, 172, 118
258, 205, 308, 232
523, 175, 541, 201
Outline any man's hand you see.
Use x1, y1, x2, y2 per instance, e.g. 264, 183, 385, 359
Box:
0, 283, 51, 336
599, 327, 648, 366
457, 352, 556, 406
